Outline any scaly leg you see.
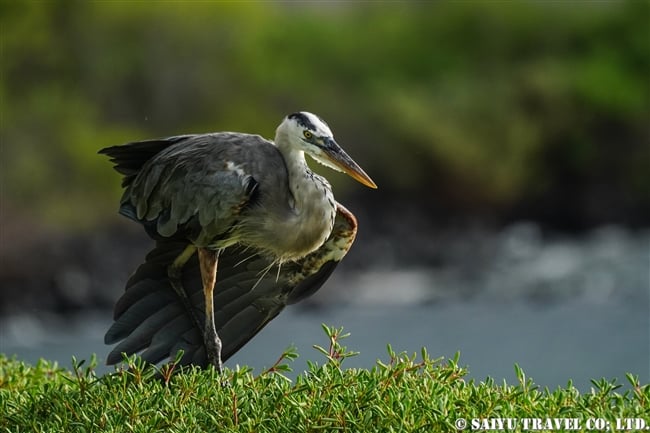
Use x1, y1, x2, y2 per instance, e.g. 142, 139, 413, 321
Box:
198, 247, 223, 372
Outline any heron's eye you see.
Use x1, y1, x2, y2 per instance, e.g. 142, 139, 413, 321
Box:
303, 130, 313, 140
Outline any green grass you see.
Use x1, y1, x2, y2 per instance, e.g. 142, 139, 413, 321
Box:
1, 326, 648, 432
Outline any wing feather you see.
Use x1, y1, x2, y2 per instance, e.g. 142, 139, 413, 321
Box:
104, 204, 358, 367
101, 133, 281, 243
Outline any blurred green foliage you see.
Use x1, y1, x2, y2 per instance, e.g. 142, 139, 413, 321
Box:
2, 1, 648, 230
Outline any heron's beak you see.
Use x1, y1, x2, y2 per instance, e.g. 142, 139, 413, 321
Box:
321, 138, 377, 189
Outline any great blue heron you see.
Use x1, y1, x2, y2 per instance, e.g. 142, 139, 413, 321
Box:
100, 112, 376, 371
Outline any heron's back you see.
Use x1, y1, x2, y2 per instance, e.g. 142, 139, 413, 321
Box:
101, 133, 334, 260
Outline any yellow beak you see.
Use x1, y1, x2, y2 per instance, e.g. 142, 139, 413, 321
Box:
321, 139, 377, 189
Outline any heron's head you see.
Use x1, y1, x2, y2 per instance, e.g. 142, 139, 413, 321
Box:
277, 111, 377, 189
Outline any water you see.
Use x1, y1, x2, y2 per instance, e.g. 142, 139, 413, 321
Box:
2, 299, 647, 392
2, 224, 648, 391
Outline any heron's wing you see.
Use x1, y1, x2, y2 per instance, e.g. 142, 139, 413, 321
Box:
104, 203, 358, 367
99, 133, 284, 241
98, 135, 195, 187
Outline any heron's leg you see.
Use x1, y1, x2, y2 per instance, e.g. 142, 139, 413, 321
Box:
198, 247, 223, 373
167, 245, 203, 332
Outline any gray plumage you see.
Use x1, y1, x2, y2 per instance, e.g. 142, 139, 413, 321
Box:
104, 208, 356, 366
100, 112, 376, 369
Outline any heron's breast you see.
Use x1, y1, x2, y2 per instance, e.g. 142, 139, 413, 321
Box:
241, 189, 337, 261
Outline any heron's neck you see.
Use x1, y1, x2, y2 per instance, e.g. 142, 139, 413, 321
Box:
275, 136, 323, 213
283, 149, 315, 210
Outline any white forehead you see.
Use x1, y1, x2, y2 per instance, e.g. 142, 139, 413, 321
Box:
287, 111, 333, 136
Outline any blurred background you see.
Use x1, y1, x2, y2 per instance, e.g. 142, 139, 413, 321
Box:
1, 1, 648, 390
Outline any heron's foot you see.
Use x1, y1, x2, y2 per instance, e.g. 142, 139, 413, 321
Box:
204, 327, 224, 374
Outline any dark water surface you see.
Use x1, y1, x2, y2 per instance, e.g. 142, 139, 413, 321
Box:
2, 225, 648, 391
2, 299, 647, 392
